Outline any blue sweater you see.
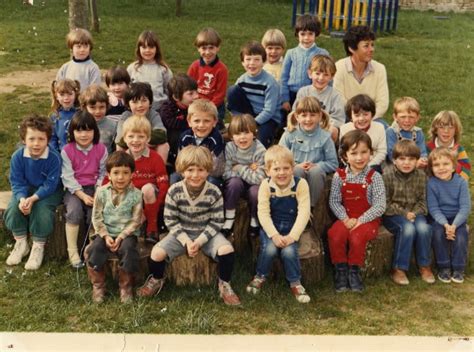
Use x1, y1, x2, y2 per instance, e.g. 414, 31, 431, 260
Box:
235, 70, 281, 125
280, 44, 329, 102
10, 146, 62, 200
49, 107, 77, 152
386, 123, 427, 161
427, 174, 471, 227
279, 125, 338, 174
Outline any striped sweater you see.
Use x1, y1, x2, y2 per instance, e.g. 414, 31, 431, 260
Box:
223, 139, 266, 185
164, 181, 224, 246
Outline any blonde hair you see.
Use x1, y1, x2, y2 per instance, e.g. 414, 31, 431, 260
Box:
51, 79, 81, 113
227, 114, 257, 139
176, 145, 213, 174
427, 147, 457, 177
429, 110, 462, 144
79, 84, 108, 109
261, 29, 287, 49
264, 145, 294, 170
122, 115, 152, 139
188, 99, 218, 121
66, 28, 93, 50
309, 55, 336, 76
287, 96, 330, 132
393, 96, 420, 115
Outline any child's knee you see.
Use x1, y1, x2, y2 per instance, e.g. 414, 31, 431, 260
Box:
151, 246, 167, 262
142, 184, 157, 203
217, 244, 234, 256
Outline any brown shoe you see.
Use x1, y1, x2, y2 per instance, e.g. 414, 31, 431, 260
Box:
391, 269, 409, 285
137, 275, 164, 297
87, 266, 106, 303
218, 280, 241, 306
118, 269, 135, 303
420, 266, 435, 284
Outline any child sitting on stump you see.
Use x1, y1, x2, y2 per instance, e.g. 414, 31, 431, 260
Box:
328, 130, 386, 293
137, 146, 241, 306
86, 151, 143, 303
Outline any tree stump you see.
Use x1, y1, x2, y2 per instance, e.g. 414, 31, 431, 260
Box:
84, 237, 151, 282
310, 175, 334, 238
362, 226, 394, 278
250, 227, 325, 284
166, 251, 217, 286
232, 200, 250, 254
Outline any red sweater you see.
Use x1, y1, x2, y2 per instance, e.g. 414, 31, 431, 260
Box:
187, 57, 228, 107
103, 148, 169, 207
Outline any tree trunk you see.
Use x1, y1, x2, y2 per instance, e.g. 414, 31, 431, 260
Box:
89, 0, 99, 32
176, 0, 182, 16
68, 0, 89, 30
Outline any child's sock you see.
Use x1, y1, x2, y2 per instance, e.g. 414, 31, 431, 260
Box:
65, 223, 82, 266
144, 200, 160, 234
223, 209, 236, 230
217, 252, 235, 283
148, 257, 166, 279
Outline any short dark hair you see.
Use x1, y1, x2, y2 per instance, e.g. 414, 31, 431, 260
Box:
240, 41, 266, 62
68, 110, 100, 144
168, 73, 198, 100
294, 14, 322, 37
105, 66, 131, 86
124, 82, 154, 107
345, 94, 376, 118
392, 140, 421, 160
339, 130, 373, 163
343, 25, 376, 56
106, 151, 135, 173
19, 114, 52, 141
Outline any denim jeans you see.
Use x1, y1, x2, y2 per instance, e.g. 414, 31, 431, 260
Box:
256, 229, 301, 284
383, 214, 432, 270
432, 220, 469, 271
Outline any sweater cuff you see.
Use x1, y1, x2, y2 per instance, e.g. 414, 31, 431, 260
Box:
195, 234, 209, 247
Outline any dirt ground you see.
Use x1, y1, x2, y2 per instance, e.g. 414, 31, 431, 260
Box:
0, 69, 57, 94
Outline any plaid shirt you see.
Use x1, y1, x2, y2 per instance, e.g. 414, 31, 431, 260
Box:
329, 166, 386, 224
383, 165, 427, 217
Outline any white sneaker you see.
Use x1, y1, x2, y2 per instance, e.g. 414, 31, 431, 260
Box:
6, 238, 30, 266
24, 242, 45, 270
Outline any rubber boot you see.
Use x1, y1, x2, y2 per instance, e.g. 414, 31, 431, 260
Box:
118, 269, 135, 304
349, 265, 364, 292
87, 265, 106, 303
334, 263, 349, 293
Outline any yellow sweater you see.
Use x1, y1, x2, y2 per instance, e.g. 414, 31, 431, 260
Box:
334, 57, 389, 119
257, 177, 311, 241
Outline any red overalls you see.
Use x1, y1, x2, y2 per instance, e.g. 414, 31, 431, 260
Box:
328, 168, 381, 266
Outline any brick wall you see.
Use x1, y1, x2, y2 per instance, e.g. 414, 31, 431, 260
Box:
399, 0, 474, 12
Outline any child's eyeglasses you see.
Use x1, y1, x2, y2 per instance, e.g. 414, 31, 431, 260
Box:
436, 123, 454, 130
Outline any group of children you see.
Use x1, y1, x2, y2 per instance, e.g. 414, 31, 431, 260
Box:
3, 16, 471, 306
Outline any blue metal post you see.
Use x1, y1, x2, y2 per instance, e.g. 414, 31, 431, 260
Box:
373, 0, 380, 32
328, 0, 335, 31
367, 0, 373, 28
347, 0, 354, 30
292, 0, 297, 27
392, 0, 399, 30
380, 0, 387, 32
309, 0, 316, 14
386, 0, 393, 31
300, 0, 306, 14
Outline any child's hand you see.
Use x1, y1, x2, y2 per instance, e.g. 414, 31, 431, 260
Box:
444, 224, 456, 240
417, 158, 428, 169
406, 212, 416, 222
249, 163, 258, 171
343, 218, 357, 229
82, 194, 94, 207
351, 220, 363, 231
187, 241, 201, 257
19, 195, 37, 215
272, 234, 285, 248
281, 236, 295, 247
282, 102, 291, 112
104, 235, 115, 250
232, 164, 243, 173
110, 237, 123, 252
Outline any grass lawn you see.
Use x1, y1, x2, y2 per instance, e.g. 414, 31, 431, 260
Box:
0, 0, 473, 335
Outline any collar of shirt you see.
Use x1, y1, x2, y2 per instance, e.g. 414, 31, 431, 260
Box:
434, 137, 455, 149
75, 142, 94, 153
268, 177, 296, 193
345, 165, 371, 180
298, 43, 316, 50
345, 57, 374, 83
199, 56, 219, 67
127, 146, 150, 159
23, 146, 49, 159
